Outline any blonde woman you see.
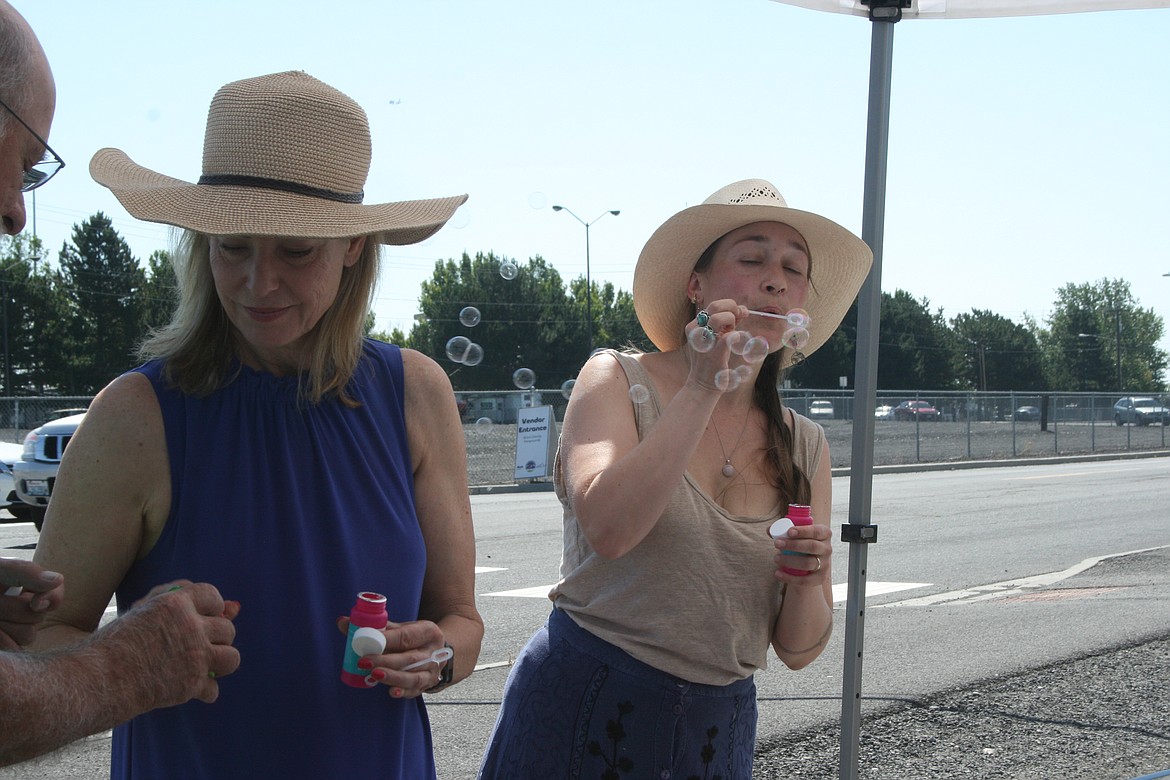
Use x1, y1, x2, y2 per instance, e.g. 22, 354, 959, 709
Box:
33, 72, 482, 779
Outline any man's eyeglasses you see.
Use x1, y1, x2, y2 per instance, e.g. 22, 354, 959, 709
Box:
0, 95, 65, 192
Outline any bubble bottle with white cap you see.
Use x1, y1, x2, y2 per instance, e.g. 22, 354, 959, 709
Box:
769, 504, 814, 577
340, 591, 388, 688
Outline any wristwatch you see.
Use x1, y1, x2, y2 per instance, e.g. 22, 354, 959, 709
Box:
427, 642, 454, 692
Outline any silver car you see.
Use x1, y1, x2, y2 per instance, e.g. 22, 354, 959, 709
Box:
12, 412, 85, 531
0, 441, 31, 522
809, 400, 835, 421
1112, 397, 1169, 427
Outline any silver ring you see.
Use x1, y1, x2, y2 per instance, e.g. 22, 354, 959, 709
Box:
814, 557, 822, 573
696, 310, 710, 327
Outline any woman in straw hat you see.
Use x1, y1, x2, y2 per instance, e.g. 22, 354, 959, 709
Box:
479, 179, 872, 777
31, 71, 483, 779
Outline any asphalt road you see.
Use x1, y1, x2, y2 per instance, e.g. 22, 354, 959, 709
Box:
1, 456, 1167, 779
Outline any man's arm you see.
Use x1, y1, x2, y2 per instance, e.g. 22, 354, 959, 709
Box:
0, 582, 240, 767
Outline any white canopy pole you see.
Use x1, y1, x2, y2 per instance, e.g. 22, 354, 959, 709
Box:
839, 7, 896, 778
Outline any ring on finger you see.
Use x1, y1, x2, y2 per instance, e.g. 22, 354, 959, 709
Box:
814, 556, 822, 573
696, 310, 710, 327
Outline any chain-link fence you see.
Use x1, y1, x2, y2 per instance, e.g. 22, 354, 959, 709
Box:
6, 389, 1167, 488
463, 388, 1170, 487
0, 397, 91, 446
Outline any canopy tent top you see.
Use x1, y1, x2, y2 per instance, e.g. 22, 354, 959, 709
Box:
777, 0, 1170, 19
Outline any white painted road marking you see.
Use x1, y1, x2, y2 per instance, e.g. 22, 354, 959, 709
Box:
879, 545, 1168, 607
482, 581, 932, 602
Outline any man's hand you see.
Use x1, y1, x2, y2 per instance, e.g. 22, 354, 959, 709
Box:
96, 580, 241, 709
0, 558, 65, 650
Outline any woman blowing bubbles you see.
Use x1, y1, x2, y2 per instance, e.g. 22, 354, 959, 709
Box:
32, 72, 482, 779
479, 180, 872, 778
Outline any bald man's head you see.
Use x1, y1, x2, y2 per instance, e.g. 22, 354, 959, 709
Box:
0, 0, 57, 234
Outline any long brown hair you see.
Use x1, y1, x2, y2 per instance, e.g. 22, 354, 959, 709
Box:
693, 233, 812, 506
138, 231, 380, 406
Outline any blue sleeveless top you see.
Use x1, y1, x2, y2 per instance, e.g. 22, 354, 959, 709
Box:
111, 340, 434, 779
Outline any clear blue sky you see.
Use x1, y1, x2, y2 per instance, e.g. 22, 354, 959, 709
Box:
18, 1, 1170, 381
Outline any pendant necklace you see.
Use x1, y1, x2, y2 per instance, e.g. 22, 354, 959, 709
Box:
711, 409, 752, 478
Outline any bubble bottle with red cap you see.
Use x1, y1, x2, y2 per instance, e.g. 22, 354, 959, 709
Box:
769, 504, 814, 577
340, 591, 388, 688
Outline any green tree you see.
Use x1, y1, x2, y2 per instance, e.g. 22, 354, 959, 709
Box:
1039, 278, 1166, 392
141, 250, 178, 334
0, 234, 68, 394
582, 281, 651, 355
58, 212, 148, 393
20, 265, 73, 395
789, 302, 857, 389
412, 252, 582, 390
950, 309, 1045, 391
875, 290, 955, 390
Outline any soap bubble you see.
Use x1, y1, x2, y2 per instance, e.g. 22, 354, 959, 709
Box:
462, 343, 484, 366
713, 369, 738, 392
445, 336, 471, 363
512, 367, 536, 390
734, 365, 753, 384
458, 306, 481, 327
786, 308, 811, 329
449, 207, 471, 230
781, 327, 811, 351
628, 384, 650, 404
742, 336, 769, 364
475, 417, 492, 426
725, 330, 750, 356
560, 379, 576, 400
499, 260, 519, 280
687, 326, 717, 354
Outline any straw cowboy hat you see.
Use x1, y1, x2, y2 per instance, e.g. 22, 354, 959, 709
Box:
90, 71, 467, 244
633, 178, 873, 365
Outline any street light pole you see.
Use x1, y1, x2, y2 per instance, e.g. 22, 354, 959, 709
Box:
552, 205, 619, 354
1112, 308, 1122, 392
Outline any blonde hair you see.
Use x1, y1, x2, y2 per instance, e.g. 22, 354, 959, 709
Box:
139, 230, 380, 406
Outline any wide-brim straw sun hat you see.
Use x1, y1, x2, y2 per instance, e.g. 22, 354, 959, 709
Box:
633, 179, 873, 365
90, 71, 467, 244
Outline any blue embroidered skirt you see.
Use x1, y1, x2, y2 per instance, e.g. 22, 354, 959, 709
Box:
478, 608, 758, 779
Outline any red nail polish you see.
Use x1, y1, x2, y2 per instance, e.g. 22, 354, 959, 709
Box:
357, 658, 372, 671
391, 687, 403, 698
371, 669, 386, 682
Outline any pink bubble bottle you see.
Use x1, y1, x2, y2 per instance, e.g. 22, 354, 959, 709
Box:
340, 591, 388, 688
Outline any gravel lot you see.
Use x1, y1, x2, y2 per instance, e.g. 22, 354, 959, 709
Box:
754, 633, 1170, 779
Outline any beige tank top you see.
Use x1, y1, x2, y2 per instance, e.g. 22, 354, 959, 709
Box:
550, 350, 826, 685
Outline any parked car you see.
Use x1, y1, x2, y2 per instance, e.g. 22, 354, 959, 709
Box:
0, 441, 32, 523
12, 412, 85, 531
874, 405, 894, 420
1113, 397, 1169, 426
808, 400, 835, 420
33, 407, 88, 428
1013, 405, 1041, 422
892, 400, 941, 422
